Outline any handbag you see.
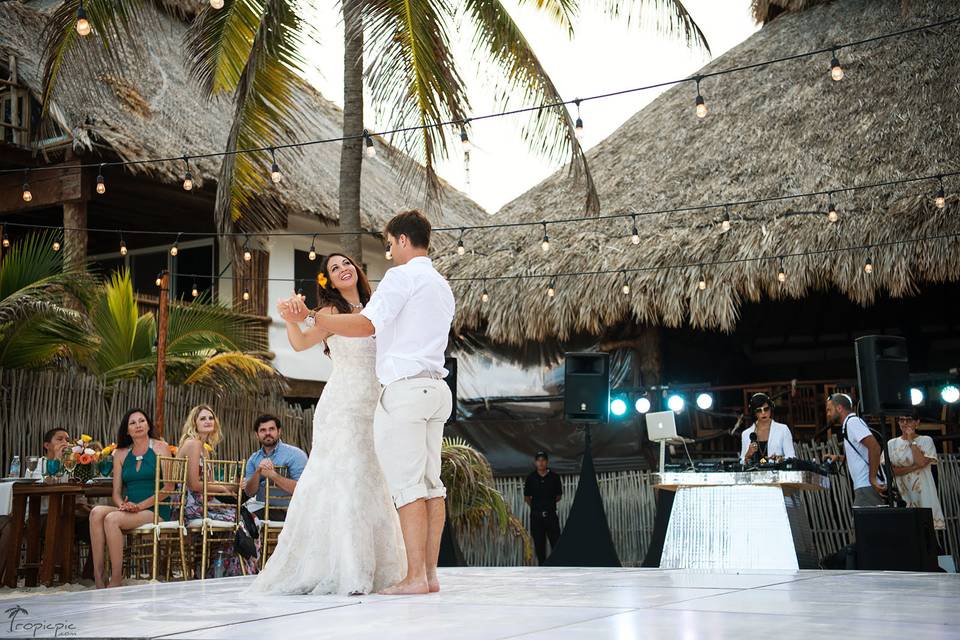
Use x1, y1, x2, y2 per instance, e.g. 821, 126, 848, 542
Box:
234, 504, 259, 559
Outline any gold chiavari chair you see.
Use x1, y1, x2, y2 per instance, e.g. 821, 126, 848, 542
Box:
186, 459, 245, 579
125, 456, 189, 581
259, 465, 289, 566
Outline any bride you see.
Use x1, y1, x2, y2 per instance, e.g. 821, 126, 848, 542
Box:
248, 253, 405, 595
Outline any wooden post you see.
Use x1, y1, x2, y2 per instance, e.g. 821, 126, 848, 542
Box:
62, 201, 87, 273
9, 54, 19, 147
155, 271, 169, 438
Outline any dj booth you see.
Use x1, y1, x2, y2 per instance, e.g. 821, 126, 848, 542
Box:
653, 468, 830, 571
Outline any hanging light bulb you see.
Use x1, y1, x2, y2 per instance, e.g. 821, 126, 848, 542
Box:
827, 195, 839, 223
96, 165, 106, 195
621, 272, 631, 295
460, 125, 471, 153
210, 0, 224, 9
721, 206, 732, 232
547, 280, 555, 298
698, 274, 707, 290
52, 239, 61, 252
191, 283, 199, 298
155, 273, 163, 287
308, 236, 317, 261
864, 257, 874, 274
777, 258, 786, 283
830, 50, 844, 81
2, 232, 9, 248
481, 281, 489, 303
170, 233, 181, 257
540, 223, 550, 252
270, 148, 282, 184
935, 177, 946, 209
242, 289, 250, 301
21, 170, 32, 202
456, 229, 466, 256
694, 77, 707, 118
181, 156, 193, 191
363, 130, 376, 158
76, 2, 91, 36
574, 99, 584, 140
243, 237, 252, 262
630, 215, 640, 245
119, 237, 127, 256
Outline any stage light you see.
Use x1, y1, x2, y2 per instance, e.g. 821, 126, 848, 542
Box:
941, 385, 960, 404
910, 387, 924, 406
830, 51, 844, 81
667, 394, 685, 413
610, 397, 628, 417
635, 397, 651, 414
696, 392, 714, 411
364, 130, 376, 158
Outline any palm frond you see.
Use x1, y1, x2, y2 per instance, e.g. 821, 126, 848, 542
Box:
87, 269, 145, 376
185, 0, 259, 97
180, 351, 275, 390
595, 0, 711, 53
516, 0, 579, 36
165, 297, 261, 354
360, 0, 471, 203
0, 315, 97, 369
463, 0, 599, 214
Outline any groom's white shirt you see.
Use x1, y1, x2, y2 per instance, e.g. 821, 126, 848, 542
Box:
361, 256, 454, 386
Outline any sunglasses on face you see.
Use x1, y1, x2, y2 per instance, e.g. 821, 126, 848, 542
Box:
755, 406, 771, 414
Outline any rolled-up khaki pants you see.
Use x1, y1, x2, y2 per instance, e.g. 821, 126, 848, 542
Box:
374, 378, 452, 508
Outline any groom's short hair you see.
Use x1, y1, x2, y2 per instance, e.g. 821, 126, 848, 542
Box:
385, 210, 431, 249
253, 414, 281, 432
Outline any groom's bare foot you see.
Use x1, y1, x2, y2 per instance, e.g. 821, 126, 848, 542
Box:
427, 570, 440, 593
378, 579, 430, 595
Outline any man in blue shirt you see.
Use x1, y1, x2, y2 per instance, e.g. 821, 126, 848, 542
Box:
244, 415, 307, 521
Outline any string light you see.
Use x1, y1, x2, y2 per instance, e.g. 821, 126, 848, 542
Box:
308, 235, 317, 261
721, 206, 732, 232
698, 273, 707, 290
777, 258, 786, 283
481, 280, 489, 303
460, 124, 471, 153
155, 273, 163, 287
456, 229, 466, 256
363, 130, 376, 158
830, 49, 844, 81
243, 236, 252, 262
630, 215, 640, 245
242, 288, 250, 301
181, 157, 193, 191
270, 148, 282, 184
574, 99, 584, 140
210, 0, 224, 9
827, 194, 839, 223
2, 232, 9, 248
96, 164, 106, 195
170, 233, 181, 257
119, 234, 127, 256
52, 239, 61, 252
547, 280, 555, 298
864, 256, 874, 274
540, 223, 550, 252
75, 2, 91, 37
621, 271, 631, 295
21, 170, 31, 203
191, 283, 199, 298
694, 77, 707, 119
935, 176, 946, 209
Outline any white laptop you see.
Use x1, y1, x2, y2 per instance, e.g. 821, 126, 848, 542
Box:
645, 410, 678, 442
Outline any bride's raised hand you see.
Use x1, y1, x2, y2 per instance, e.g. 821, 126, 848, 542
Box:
278, 294, 309, 322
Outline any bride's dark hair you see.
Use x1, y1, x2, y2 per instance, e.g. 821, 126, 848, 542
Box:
317, 252, 372, 314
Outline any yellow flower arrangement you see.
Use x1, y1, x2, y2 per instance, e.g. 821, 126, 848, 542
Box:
317, 272, 328, 289
80, 434, 92, 443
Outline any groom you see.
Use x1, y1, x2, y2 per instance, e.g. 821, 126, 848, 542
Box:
288, 210, 455, 595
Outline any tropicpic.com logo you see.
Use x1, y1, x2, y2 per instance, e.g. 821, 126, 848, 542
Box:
4, 606, 77, 638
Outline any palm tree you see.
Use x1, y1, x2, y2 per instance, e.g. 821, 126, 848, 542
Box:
442, 436, 534, 563
0, 231, 96, 369
39, 1, 708, 262
79, 269, 275, 390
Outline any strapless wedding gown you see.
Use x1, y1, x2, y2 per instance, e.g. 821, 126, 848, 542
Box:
248, 335, 405, 595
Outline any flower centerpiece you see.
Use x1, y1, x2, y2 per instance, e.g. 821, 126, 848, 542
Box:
62, 435, 117, 483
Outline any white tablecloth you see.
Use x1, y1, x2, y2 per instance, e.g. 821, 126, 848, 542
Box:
0, 481, 14, 517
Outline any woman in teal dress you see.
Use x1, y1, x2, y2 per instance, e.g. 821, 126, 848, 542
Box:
89, 409, 172, 588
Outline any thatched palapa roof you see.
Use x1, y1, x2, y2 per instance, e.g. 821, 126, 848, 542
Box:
438, 0, 960, 347
0, 1, 487, 231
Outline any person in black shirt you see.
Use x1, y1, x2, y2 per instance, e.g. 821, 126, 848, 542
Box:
524, 451, 563, 565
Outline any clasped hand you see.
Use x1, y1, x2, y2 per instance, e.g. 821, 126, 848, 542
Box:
276, 293, 309, 323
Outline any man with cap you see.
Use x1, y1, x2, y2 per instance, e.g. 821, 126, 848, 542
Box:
524, 451, 563, 565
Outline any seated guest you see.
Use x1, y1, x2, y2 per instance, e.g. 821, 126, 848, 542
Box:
42, 427, 72, 468
89, 409, 172, 588
886, 411, 945, 530
243, 415, 307, 521
178, 404, 257, 576
740, 393, 796, 464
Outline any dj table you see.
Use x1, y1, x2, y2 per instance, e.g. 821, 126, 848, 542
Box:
653, 471, 830, 571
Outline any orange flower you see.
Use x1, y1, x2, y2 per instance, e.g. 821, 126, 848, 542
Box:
317, 272, 328, 289
168, 445, 179, 456
78, 453, 94, 465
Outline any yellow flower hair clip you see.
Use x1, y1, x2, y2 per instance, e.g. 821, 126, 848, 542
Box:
317, 272, 328, 289
203, 443, 214, 453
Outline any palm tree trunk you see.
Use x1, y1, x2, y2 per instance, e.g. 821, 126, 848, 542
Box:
339, 0, 364, 262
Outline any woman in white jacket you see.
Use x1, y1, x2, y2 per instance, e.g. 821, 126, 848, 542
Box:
740, 393, 796, 464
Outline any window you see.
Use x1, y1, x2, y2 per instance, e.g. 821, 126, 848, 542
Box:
293, 249, 325, 309
88, 238, 217, 299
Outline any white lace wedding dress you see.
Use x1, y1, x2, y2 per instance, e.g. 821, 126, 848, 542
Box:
248, 335, 405, 595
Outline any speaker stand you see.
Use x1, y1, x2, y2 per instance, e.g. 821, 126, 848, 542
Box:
544, 424, 621, 567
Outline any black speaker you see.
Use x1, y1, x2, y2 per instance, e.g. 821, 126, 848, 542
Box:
854, 335, 911, 415
563, 352, 609, 423
853, 507, 939, 571
444, 356, 457, 424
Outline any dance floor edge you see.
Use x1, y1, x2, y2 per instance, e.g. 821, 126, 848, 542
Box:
1, 567, 957, 639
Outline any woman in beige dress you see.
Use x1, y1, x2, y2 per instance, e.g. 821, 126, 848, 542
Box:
885, 412, 945, 530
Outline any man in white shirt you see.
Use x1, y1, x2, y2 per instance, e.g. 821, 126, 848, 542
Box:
286, 210, 454, 596
825, 393, 886, 507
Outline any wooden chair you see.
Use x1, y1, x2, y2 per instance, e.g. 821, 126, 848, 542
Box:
259, 465, 289, 566
186, 459, 245, 579
124, 456, 189, 581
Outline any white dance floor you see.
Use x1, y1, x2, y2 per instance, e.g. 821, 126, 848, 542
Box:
2, 567, 958, 639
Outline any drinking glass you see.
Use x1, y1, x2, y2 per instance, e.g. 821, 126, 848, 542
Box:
45, 458, 62, 478
63, 455, 77, 480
